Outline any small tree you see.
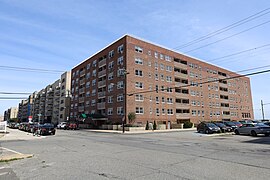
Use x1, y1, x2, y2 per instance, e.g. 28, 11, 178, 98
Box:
128, 112, 136, 124
153, 121, 157, 130
145, 121, 149, 130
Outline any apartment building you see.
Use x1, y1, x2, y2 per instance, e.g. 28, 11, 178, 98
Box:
18, 92, 36, 122
4, 107, 18, 121
70, 35, 254, 127
29, 72, 71, 125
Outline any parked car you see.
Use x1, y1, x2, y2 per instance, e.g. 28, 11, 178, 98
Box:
197, 122, 221, 134
65, 122, 79, 130
239, 120, 256, 125
213, 122, 233, 133
234, 123, 270, 136
222, 121, 238, 130
57, 122, 67, 129
33, 123, 56, 136
232, 121, 242, 127
264, 122, 270, 126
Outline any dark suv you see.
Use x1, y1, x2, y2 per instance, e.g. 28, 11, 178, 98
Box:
33, 123, 56, 136
197, 122, 221, 134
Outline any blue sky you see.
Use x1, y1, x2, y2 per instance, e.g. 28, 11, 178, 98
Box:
1, 0, 270, 119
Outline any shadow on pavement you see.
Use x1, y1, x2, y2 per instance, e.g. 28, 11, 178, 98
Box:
242, 136, 270, 145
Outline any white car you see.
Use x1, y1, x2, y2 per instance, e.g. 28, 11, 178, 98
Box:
57, 122, 67, 129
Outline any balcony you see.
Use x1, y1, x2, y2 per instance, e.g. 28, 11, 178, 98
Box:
176, 113, 190, 119
97, 102, 105, 109
78, 106, 84, 112
175, 103, 190, 108
98, 59, 107, 67
80, 79, 85, 85
174, 71, 188, 79
174, 62, 187, 69
79, 88, 85, 94
175, 92, 189, 98
98, 69, 106, 77
79, 97, 85, 103
98, 80, 106, 87
98, 91, 106, 98
80, 70, 85, 77
175, 82, 188, 88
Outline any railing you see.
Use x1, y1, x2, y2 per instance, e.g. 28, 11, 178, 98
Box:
80, 70, 85, 77
80, 79, 85, 85
98, 69, 107, 77
97, 102, 105, 109
98, 80, 106, 87
98, 59, 107, 67
79, 97, 85, 103
79, 88, 85, 94
98, 91, 106, 98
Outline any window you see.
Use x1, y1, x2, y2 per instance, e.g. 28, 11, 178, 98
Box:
93, 60, 97, 67
135, 70, 143, 77
156, 97, 159, 104
86, 91, 90, 97
165, 55, 171, 62
117, 107, 123, 115
167, 109, 173, 115
91, 99, 96, 106
108, 61, 114, 69
117, 81, 124, 89
191, 100, 196, 106
155, 73, 159, 80
167, 98, 173, 104
109, 50, 114, 58
108, 72, 114, 80
162, 97, 165, 103
135, 58, 143, 65
108, 83, 114, 92
117, 56, 124, 65
135, 46, 143, 53
135, 82, 143, 89
117, 69, 125, 77
117, 44, 124, 53
92, 79, 96, 86
156, 108, 160, 115
92, 89, 96, 96
160, 64, 164, 70
160, 74, 164, 81
166, 66, 172, 72
162, 108, 166, 115
135, 94, 144, 101
167, 87, 173, 93
136, 107, 144, 114
155, 62, 158, 70
86, 72, 91, 79
108, 108, 113, 115
117, 94, 123, 102
86, 82, 90, 88
92, 69, 96, 77
108, 96, 113, 103
192, 110, 196, 116
154, 52, 158, 58
160, 54, 164, 59
166, 76, 172, 82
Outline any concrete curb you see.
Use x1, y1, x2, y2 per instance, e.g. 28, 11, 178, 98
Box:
81, 128, 197, 134
0, 147, 33, 162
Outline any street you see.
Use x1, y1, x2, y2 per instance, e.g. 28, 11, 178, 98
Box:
1, 129, 270, 180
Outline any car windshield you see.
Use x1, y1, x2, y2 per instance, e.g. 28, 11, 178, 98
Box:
215, 123, 225, 127
225, 122, 235, 126
206, 123, 217, 127
256, 123, 269, 127
233, 122, 241, 125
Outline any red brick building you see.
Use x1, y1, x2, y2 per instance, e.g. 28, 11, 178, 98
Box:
70, 35, 253, 128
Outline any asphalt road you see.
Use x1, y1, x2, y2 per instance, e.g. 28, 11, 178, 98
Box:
1, 129, 270, 180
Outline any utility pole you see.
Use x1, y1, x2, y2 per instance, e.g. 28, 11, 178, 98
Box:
120, 68, 129, 133
261, 100, 265, 120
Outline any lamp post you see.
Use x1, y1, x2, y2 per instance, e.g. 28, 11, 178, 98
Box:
120, 68, 129, 133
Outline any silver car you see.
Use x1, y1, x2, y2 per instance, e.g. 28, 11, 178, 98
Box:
235, 123, 270, 136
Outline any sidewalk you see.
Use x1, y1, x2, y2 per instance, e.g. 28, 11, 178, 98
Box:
82, 128, 197, 134
0, 128, 37, 162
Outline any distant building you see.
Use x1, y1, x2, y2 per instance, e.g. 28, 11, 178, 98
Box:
4, 107, 18, 121
70, 35, 253, 128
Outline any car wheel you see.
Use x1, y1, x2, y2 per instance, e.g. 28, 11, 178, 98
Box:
235, 130, 240, 135
205, 129, 209, 134
251, 130, 257, 137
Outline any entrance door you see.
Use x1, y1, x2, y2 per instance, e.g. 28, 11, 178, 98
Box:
168, 121, 171, 129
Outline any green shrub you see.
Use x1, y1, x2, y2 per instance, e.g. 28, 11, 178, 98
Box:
183, 121, 193, 128
145, 121, 149, 130
153, 121, 157, 130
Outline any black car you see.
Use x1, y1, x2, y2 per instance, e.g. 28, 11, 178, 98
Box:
33, 123, 56, 136
197, 122, 221, 134
213, 122, 233, 133
222, 121, 238, 130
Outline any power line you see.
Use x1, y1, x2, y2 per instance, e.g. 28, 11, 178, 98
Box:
184, 20, 270, 53
0, 65, 65, 73
0, 97, 28, 100
0, 92, 32, 95
128, 69, 270, 96
173, 7, 270, 50
208, 43, 270, 63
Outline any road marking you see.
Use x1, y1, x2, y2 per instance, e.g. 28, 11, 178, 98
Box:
0, 147, 23, 155
0, 167, 7, 170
